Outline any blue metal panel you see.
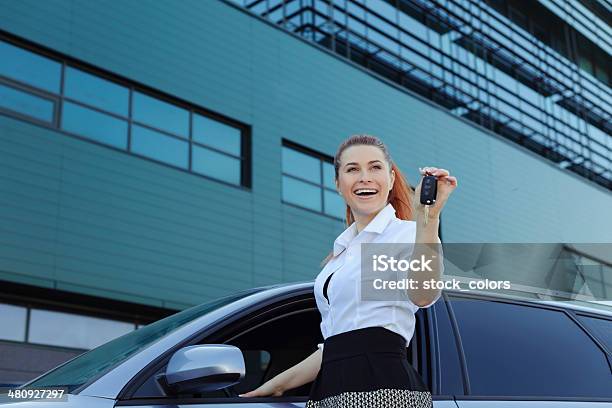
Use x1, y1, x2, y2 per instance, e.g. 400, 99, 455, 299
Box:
0, 0, 611, 311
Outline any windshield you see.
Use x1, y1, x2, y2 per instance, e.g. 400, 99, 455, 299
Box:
24, 288, 265, 392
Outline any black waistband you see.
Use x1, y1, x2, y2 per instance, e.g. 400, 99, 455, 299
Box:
322, 326, 407, 363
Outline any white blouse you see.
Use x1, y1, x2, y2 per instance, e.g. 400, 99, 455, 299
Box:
314, 203, 441, 351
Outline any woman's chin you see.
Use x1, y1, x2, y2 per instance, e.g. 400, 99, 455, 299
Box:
350, 199, 385, 216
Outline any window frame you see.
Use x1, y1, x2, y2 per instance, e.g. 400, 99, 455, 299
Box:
115, 289, 318, 403
0, 33, 252, 190
0, 77, 59, 126
281, 139, 344, 221
445, 292, 612, 399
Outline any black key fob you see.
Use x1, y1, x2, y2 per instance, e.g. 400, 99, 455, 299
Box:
420, 175, 437, 205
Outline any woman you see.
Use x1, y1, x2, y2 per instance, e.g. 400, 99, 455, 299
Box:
240, 134, 457, 407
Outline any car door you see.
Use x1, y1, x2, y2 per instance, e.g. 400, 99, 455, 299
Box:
114, 290, 319, 408
443, 294, 612, 407
114, 289, 458, 408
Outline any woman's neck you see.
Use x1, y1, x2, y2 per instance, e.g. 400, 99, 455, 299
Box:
354, 205, 385, 234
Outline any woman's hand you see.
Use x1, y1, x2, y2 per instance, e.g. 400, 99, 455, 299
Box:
239, 379, 285, 397
413, 166, 458, 220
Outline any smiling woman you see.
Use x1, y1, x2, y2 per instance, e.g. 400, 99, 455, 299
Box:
240, 135, 457, 407
333, 135, 413, 234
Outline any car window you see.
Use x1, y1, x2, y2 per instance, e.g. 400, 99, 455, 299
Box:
24, 288, 265, 392
577, 314, 612, 352
131, 303, 323, 399
450, 297, 612, 397
433, 301, 464, 395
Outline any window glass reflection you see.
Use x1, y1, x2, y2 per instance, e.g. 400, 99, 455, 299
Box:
131, 125, 188, 169
133, 92, 189, 137
192, 145, 241, 185
62, 102, 128, 149
0, 41, 61, 93
193, 114, 241, 156
0, 41, 246, 186
282, 176, 321, 212
64, 67, 129, 116
0, 303, 27, 342
0, 83, 55, 123
324, 189, 345, 219
282, 147, 321, 183
451, 298, 612, 396
323, 162, 336, 189
29, 309, 134, 349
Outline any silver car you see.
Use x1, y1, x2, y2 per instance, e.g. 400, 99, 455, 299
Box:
1, 282, 611, 407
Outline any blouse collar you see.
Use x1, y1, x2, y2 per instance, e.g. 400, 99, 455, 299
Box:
333, 203, 397, 256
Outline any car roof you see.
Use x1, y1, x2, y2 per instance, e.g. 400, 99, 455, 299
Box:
266, 281, 612, 319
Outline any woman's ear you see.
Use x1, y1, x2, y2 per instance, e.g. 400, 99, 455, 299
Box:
390, 169, 396, 191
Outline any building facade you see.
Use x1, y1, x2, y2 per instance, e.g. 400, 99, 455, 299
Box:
0, 0, 610, 383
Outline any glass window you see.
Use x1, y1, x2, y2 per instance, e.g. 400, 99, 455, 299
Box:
323, 162, 336, 189
323, 189, 345, 218
26, 289, 264, 392
281, 144, 342, 218
0, 83, 55, 123
193, 114, 241, 156
451, 298, 612, 397
131, 125, 188, 169
433, 301, 464, 395
28, 309, 134, 349
0, 303, 27, 342
192, 145, 241, 185
64, 67, 129, 116
132, 92, 189, 137
282, 146, 321, 184
62, 102, 128, 149
282, 176, 321, 212
0, 40, 61, 93
578, 315, 612, 352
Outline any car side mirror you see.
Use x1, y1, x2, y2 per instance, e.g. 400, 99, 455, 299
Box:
157, 344, 245, 395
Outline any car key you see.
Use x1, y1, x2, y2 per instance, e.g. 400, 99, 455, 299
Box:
420, 175, 437, 226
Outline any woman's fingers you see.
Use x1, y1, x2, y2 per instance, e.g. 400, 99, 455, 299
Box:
440, 175, 458, 186
419, 167, 450, 177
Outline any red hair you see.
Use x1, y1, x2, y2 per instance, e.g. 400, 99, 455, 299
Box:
321, 134, 414, 266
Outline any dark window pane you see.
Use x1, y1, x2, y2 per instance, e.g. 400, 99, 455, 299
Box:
0, 303, 27, 342
62, 102, 127, 149
578, 315, 612, 352
64, 67, 129, 116
282, 176, 321, 212
131, 125, 188, 168
323, 189, 345, 218
0, 41, 61, 93
282, 147, 321, 184
323, 162, 336, 189
433, 301, 464, 395
451, 298, 612, 397
193, 114, 241, 156
578, 55, 594, 75
0, 83, 55, 123
132, 92, 188, 137
192, 145, 241, 185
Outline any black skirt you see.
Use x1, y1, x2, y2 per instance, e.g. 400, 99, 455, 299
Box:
306, 326, 433, 408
